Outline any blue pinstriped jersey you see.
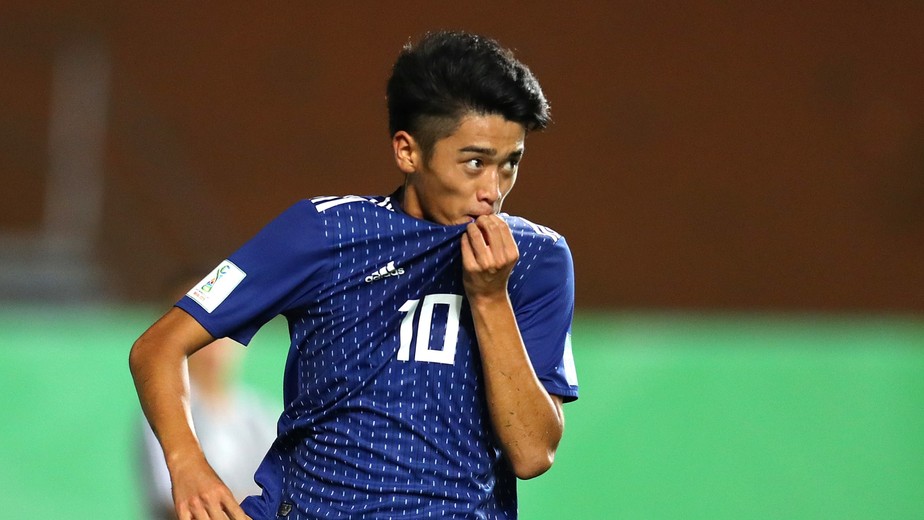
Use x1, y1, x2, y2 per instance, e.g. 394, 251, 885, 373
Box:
177, 192, 578, 519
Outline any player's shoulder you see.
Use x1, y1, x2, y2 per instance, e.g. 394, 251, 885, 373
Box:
504, 214, 574, 299
266, 196, 395, 238
308, 194, 395, 214
501, 214, 565, 246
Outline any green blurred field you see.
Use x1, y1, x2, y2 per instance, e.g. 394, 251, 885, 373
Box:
1, 306, 922, 519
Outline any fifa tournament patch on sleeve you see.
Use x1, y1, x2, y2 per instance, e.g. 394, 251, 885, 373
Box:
187, 260, 247, 313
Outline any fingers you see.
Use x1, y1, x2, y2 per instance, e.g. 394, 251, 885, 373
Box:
178, 506, 251, 520
464, 215, 518, 271
177, 498, 214, 520
176, 501, 200, 520
176, 492, 250, 520
462, 216, 519, 299
462, 221, 490, 270
204, 500, 230, 519
229, 505, 254, 520
480, 214, 515, 256
170, 459, 250, 519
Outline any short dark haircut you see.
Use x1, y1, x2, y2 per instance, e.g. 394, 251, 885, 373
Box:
386, 31, 550, 159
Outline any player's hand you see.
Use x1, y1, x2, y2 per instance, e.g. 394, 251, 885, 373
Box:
461, 215, 519, 301
170, 457, 252, 520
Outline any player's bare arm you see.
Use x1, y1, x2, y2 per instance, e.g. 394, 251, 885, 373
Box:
461, 215, 565, 479
129, 308, 252, 520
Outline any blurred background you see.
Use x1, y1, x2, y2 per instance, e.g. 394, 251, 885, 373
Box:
1, 2, 922, 518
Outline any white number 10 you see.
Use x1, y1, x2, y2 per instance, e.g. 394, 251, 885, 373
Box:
397, 293, 464, 365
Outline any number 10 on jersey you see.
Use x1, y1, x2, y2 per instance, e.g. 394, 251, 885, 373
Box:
397, 294, 464, 365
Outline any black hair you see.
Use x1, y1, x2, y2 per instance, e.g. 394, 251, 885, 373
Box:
386, 31, 550, 158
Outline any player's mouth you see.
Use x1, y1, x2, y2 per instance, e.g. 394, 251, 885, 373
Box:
466, 209, 495, 220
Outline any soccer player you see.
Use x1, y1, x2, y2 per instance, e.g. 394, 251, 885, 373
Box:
129, 30, 578, 520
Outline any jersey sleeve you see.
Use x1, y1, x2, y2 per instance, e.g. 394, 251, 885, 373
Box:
512, 236, 579, 402
175, 200, 330, 345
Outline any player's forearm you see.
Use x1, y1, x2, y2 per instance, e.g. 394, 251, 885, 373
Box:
130, 310, 250, 518
129, 310, 211, 469
130, 344, 201, 469
469, 293, 564, 480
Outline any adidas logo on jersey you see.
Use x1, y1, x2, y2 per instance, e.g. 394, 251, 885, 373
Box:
365, 261, 405, 283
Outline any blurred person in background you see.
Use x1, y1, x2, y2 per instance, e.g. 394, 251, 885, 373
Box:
130, 30, 577, 520
137, 276, 277, 520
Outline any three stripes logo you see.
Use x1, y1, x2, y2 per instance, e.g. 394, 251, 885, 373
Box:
364, 261, 405, 283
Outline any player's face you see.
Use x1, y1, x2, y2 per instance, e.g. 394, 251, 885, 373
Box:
396, 113, 526, 226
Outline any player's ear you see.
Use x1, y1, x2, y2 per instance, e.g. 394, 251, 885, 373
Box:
392, 131, 419, 174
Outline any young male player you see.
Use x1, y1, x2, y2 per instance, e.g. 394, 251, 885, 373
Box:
130, 31, 578, 519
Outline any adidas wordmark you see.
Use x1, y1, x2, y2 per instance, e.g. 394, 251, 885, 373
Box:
365, 261, 405, 283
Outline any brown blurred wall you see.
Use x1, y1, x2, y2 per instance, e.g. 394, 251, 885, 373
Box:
2, 2, 923, 311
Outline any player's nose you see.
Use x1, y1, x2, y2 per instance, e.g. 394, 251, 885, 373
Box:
476, 169, 502, 206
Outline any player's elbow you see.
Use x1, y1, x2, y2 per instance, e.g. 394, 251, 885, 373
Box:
128, 337, 149, 381
510, 446, 557, 480
128, 333, 161, 382
508, 409, 565, 479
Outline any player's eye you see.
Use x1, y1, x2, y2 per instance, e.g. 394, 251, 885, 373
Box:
466, 158, 484, 169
